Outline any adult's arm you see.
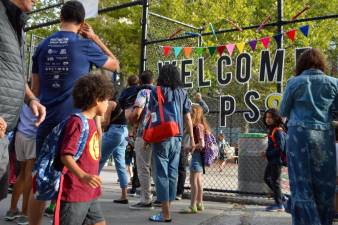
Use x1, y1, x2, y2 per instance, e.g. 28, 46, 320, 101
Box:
279, 81, 294, 119
24, 80, 46, 127
101, 101, 117, 130
80, 23, 120, 72
0, 117, 7, 138
129, 107, 143, 125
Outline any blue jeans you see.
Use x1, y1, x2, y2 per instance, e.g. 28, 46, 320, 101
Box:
152, 137, 181, 202
99, 125, 128, 189
287, 126, 335, 225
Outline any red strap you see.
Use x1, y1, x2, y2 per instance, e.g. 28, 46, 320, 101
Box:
54, 168, 68, 225
156, 86, 165, 123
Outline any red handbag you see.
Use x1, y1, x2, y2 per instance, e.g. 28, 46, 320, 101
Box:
143, 86, 180, 143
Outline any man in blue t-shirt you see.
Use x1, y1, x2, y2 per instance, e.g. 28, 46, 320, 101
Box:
29, 1, 119, 225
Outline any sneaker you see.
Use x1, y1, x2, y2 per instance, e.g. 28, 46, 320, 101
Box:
265, 204, 285, 212
128, 188, 138, 197
152, 200, 162, 207
4, 209, 21, 221
113, 199, 128, 204
197, 203, 205, 211
17, 215, 29, 225
8, 184, 14, 194
175, 195, 182, 200
44, 204, 55, 218
129, 202, 154, 210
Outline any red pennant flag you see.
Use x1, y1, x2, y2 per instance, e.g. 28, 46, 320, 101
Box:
163, 46, 171, 57
260, 37, 271, 49
217, 45, 226, 56
286, 29, 296, 42
183, 47, 193, 59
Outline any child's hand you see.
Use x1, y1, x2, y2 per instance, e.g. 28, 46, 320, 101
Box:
80, 174, 102, 188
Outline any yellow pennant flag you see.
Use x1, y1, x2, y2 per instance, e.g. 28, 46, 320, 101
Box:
236, 42, 246, 53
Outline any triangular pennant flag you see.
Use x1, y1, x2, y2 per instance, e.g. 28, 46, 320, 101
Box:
236, 42, 245, 53
173, 47, 182, 58
195, 47, 204, 56
226, 43, 235, 56
299, 25, 309, 37
208, 46, 217, 56
273, 33, 283, 44
261, 37, 271, 49
163, 46, 171, 57
248, 40, 257, 51
183, 47, 193, 59
217, 45, 226, 56
286, 29, 296, 42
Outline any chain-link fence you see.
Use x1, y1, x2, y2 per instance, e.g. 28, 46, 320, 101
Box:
24, 34, 44, 82
145, 13, 287, 197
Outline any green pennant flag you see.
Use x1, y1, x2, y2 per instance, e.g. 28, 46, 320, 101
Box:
208, 46, 216, 56
195, 47, 204, 56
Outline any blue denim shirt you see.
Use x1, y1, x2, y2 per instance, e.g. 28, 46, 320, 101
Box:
280, 69, 338, 130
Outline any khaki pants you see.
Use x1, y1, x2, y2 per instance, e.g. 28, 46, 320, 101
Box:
134, 137, 155, 204
0, 137, 9, 201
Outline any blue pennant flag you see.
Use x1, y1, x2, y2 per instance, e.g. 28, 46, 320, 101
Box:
274, 33, 283, 44
299, 25, 310, 37
173, 47, 182, 58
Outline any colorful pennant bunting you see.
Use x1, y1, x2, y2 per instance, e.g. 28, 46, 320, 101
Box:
163, 46, 171, 57
226, 44, 235, 56
236, 42, 245, 53
174, 47, 182, 58
248, 40, 257, 51
299, 25, 309, 37
261, 37, 271, 49
286, 29, 296, 42
208, 47, 217, 56
217, 45, 226, 56
183, 47, 193, 58
195, 47, 204, 56
161, 24, 309, 59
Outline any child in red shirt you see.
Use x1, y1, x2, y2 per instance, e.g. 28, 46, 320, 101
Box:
58, 74, 114, 225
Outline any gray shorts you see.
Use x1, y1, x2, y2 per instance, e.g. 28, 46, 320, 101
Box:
15, 131, 36, 161
0, 137, 9, 201
60, 199, 105, 225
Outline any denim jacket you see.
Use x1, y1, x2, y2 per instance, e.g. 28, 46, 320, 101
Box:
280, 69, 338, 130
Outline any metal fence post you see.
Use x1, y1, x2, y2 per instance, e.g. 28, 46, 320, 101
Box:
139, 0, 149, 74
277, 0, 283, 93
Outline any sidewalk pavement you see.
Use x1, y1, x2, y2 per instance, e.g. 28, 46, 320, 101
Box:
0, 167, 335, 225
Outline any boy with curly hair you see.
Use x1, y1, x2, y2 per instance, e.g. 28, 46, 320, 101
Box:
57, 74, 113, 225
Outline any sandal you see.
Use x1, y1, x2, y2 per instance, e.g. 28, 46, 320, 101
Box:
149, 213, 172, 222
180, 206, 198, 214
197, 203, 204, 211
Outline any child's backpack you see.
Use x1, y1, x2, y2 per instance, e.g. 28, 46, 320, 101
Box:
32, 113, 89, 201
203, 132, 219, 167
270, 127, 287, 166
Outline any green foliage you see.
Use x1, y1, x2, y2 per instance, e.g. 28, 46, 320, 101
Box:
27, 0, 337, 106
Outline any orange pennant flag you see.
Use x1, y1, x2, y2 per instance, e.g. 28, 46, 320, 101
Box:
183, 47, 193, 59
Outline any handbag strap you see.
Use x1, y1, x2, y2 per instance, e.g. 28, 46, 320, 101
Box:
156, 86, 165, 123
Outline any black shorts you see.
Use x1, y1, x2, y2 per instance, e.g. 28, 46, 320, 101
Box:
60, 199, 105, 225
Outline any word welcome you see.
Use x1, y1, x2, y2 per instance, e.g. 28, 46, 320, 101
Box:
157, 47, 310, 126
